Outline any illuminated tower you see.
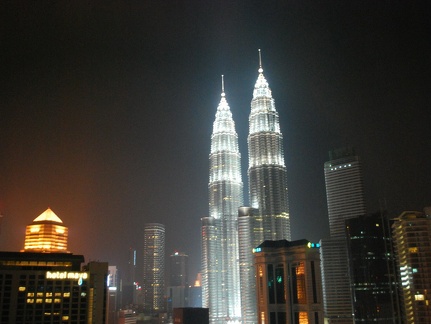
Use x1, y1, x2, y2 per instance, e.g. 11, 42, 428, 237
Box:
202, 76, 243, 323
143, 223, 165, 314
22, 207, 68, 253
247, 50, 290, 241
238, 51, 290, 324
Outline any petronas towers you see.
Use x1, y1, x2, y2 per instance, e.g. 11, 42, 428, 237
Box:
202, 51, 290, 324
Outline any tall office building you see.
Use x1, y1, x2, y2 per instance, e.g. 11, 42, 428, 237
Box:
320, 147, 366, 323
238, 51, 290, 324
143, 223, 165, 314
392, 209, 431, 323
167, 252, 189, 318
169, 251, 189, 287
324, 148, 367, 238
346, 213, 402, 323
247, 50, 290, 241
202, 76, 243, 323
122, 247, 137, 307
107, 265, 119, 324
238, 206, 261, 324
22, 207, 69, 253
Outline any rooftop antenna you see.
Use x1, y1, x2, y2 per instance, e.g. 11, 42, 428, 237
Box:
221, 74, 225, 97
258, 49, 263, 73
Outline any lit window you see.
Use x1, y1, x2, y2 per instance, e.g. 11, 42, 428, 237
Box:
415, 294, 425, 301
409, 247, 418, 253
62, 316, 69, 320
19, 286, 26, 292
299, 312, 309, 324
46, 292, 52, 297
27, 299, 34, 303
54, 298, 61, 303
36, 299, 43, 303
46, 298, 52, 303
37, 292, 43, 297
63, 292, 70, 297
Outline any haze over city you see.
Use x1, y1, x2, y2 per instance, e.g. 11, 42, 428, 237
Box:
1, 1, 429, 280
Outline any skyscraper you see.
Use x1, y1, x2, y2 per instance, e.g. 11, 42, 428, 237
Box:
238, 207, 261, 324
22, 207, 69, 253
392, 209, 431, 323
167, 251, 189, 317
247, 50, 290, 241
324, 148, 367, 238
143, 223, 165, 314
169, 251, 189, 287
238, 51, 290, 323
345, 212, 402, 323
320, 147, 366, 323
202, 76, 243, 323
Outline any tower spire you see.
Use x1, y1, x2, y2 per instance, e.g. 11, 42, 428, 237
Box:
258, 49, 263, 73
221, 74, 225, 97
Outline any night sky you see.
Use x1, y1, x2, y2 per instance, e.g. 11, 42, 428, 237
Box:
1, 1, 430, 281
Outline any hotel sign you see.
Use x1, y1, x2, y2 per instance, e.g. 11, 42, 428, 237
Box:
46, 271, 88, 281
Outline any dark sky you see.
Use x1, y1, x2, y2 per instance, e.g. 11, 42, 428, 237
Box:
1, 1, 430, 281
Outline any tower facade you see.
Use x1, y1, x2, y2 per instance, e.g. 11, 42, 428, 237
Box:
202, 77, 243, 323
247, 51, 290, 241
143, 223, 165, 313
23, 207, 69, 253
169, 251, 189, 287
167, 251, 189, 317
320, 147, 366, 323
238, 52, 290, 324
346, 213, 402, 323
324, 148, 367, 238
392, 209, 431, 323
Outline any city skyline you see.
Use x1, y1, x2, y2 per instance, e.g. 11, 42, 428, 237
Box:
1, 1, 430, 280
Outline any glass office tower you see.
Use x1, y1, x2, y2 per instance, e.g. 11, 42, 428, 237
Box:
321, 147, 366, 323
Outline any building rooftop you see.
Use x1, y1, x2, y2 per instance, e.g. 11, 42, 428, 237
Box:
256, 239, 310, 249
0, 251, 84, 270
33, 208, 63, 223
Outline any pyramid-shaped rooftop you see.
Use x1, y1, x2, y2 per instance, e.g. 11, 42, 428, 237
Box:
33, 208, 63, 223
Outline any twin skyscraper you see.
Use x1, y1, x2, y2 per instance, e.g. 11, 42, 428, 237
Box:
202, 50, 290, 324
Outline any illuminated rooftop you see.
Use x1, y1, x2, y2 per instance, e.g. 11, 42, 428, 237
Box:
33, 208, 63, 223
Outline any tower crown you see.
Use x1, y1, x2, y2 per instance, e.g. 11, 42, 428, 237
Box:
23, 208, 69, 253
212, 75, 236, 136
33, 207, 63, 223
253, 49, 273, 100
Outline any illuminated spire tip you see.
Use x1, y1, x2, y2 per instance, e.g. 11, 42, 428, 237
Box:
221, 75, 225, 97
258, 49, 263, 73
